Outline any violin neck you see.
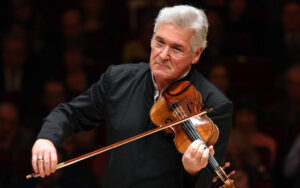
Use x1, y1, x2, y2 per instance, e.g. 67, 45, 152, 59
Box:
181, 120, 229, 183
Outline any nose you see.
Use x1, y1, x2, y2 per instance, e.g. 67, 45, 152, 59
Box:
159, 46, 170, 60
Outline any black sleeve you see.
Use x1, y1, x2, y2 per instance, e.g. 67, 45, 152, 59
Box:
37, 66, 112, 147
207, 101, 233, 165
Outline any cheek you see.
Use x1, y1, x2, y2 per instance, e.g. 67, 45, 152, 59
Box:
172, 58, 189, 70
150, 49, 158, 60
149, 51, 157, 66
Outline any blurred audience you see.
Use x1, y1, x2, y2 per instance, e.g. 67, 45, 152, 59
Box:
0, 34, 34, 94
224, 129, 265, 187
222, 0, 256, 57
81, 0, 122, 69
207, 64, 232, 98
29, 79, 66, 132
122, 20, 153, 63
225, 98, 277, 187
234, 101, 277, 170
0, 101, 33, 187
264, 63, 300, 154
269, 1, 300, 71
61, 128, 106, 186
225, 129, 260, 174
198, 0, 226, 10
82, 0, 104, 34
61, 9, 85, 47
0, 1, 298, 187
201, 10, 227, 64
263, 63, 300, 187
231, 168, 251, 188
56, 46, 97, 98
65, 70, 88, 98
61, 46, 86, 73
283, 133, 300, 188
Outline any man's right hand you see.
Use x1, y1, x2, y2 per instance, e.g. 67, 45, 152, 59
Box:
31, 138, 58, 178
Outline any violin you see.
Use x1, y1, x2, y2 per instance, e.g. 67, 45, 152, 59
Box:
27, 81, 235, 187
150, 81, 235, 187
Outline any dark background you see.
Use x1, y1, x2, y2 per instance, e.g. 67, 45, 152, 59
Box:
0, 0, 299, 187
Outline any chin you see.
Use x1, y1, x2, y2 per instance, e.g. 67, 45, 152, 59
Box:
153, 71, 176, 83
152, 69, 168, 79
152, 68, 165, 76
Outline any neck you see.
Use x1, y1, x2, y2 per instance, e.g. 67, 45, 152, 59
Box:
155, 78, 170, 94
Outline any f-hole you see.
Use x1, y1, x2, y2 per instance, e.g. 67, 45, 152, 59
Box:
164, 118, 173, 124
186, 102, 193, 114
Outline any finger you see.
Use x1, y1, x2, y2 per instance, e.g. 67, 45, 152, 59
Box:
223, 162, 230, 169
37, 155, 45, 178
229, 170, 236, 177
194, 143, 206, 160
186, 140, 202, 157
196, 147, 209, 169
50, 150, 58, 173
202, 147, 210, 166
209, 145, 215, 155
44, 152, 51, 176
32, 154, 38, 173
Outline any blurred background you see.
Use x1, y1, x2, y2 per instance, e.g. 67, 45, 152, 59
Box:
0, 0, 299, 187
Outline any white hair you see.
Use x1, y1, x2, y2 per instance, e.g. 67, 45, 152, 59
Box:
153, 5, 208, 52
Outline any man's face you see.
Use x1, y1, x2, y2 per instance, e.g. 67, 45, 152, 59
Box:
150, 23, 202, 83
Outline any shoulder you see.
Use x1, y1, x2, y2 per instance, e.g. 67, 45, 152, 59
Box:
106, 62, 149, 78
190, 69, 232, 109
98, 62, 150, 92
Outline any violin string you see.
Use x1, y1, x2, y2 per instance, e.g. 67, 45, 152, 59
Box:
171, 103, 227, 181
172, 105, 223, 177
172, 103, 198, 140
183, 119, 224, 177
175, 104, 201, 141
183, 112, 227, 180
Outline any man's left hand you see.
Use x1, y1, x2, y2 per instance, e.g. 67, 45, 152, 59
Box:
182, 139, 215, 175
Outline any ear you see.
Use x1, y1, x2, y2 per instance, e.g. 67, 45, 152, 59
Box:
191, 48, 203, 65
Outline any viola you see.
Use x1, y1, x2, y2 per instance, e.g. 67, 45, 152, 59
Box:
27, 81, 235, 187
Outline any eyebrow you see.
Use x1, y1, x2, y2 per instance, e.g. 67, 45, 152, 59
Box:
154, 35, 185, 50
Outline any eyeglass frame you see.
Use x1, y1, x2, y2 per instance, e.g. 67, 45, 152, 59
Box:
150, 38, 193, 58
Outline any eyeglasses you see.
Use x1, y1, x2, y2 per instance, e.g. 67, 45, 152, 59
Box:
151, 39, 192, 58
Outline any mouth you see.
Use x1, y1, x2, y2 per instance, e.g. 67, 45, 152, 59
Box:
153, 59, 170, 70
155, 62, 169, 68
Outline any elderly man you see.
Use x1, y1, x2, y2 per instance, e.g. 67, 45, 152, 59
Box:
31, 5, 232, 188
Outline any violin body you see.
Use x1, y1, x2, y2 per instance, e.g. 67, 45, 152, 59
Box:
150, 81, 219, 153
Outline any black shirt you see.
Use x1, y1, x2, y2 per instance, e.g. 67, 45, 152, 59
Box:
38, 63, 233, 188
